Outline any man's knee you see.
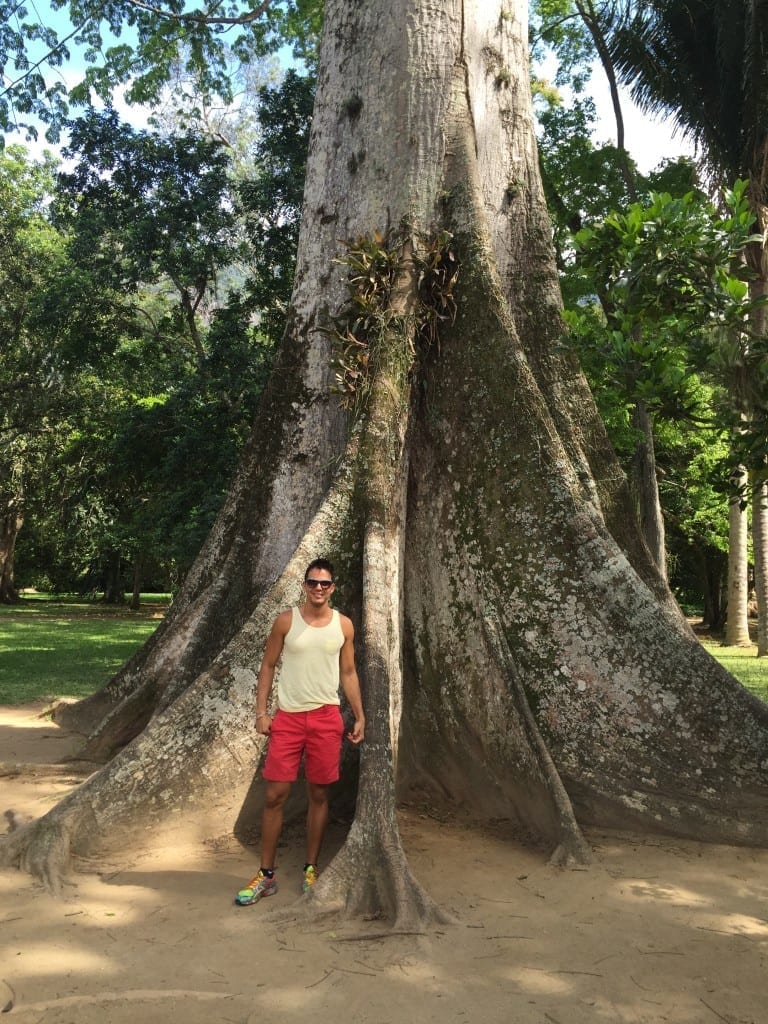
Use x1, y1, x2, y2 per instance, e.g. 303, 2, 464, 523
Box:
306, 782, 329, 807
264, 781, 291, 810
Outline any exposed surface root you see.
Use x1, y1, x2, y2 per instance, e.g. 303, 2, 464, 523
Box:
1, 761, 95, 779
0, 813, 76, 895
482, 608, 593, 867
548, 840, 594, 868
304, 818, 455, 932
4, 808, 30, 831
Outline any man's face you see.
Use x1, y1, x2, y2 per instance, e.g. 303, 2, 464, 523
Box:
303, 569, 335, 605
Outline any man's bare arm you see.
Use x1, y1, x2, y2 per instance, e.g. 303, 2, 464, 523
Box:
255, 611, 290, 734
339, 616, 365, 744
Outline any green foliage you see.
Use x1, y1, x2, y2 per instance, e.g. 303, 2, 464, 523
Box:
532, 0, 768, 609
654, 391, 732, 551
412, 230, 459, 349
330, 232, 403, 409
0, 145, 81, 599
275, 0, 324, 69
4, 132, 276, 596
1, 6, 317, 592
0, 0, 305, 143
606, 0, 766, 187
530, 0, 596, 87
0, 146, 62, 388
55, 109, 243, 342
536, 98, 638, 278
239, 68, 315, 346
570, 182, 761, 416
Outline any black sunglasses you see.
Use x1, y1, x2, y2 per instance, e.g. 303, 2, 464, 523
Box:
304, 578, 334, 589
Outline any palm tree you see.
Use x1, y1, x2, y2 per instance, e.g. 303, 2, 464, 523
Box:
608, 0, 766, 188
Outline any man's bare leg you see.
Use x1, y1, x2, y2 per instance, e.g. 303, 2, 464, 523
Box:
260, 780, 291, 868
305, 781, 330, 866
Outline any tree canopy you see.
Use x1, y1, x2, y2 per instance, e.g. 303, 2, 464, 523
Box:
0, 0, 321, 142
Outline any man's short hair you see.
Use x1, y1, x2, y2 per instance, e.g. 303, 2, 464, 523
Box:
305, 558, 335, 580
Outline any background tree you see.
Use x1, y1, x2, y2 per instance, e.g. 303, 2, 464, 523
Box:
603, 0, 768, 645
532, 0, 767, 622
571, 183, 760, 580
532, 0, 686, 578
0, 135, 264, 602
239, 68, 315, 345
56, 110, 244, 366
0, 145, 69, 602
6, 75, 313, 600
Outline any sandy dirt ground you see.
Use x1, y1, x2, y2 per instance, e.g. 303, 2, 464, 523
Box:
1, 702, 767, 1024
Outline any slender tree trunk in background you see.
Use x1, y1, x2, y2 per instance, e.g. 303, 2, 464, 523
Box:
631, 399, 667, 581
575, 0, 637, 200
4, 0, 768, 918
129, 556, 143, 611
693, 543, 726, 630
0, 508, 22, 604
752, 479, 768, 656
746, 198, 768, 655
100, 549, 125, 605
725, 467, 751, 646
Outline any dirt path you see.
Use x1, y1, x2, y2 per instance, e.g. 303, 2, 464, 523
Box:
1, 703, 766, 1023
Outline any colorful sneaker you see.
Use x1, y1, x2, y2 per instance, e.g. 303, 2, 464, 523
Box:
302, 864, 318, 893
235, 870, 277, 906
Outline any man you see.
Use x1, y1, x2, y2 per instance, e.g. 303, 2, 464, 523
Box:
235, 558, 365, 905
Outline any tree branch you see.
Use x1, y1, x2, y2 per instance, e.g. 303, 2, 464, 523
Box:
121, 0, 273, 27
1, 14, 95, 99
1, 0, 273, 104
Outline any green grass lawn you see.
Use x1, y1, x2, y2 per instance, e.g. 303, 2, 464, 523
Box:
698, 636, 768, 703
0, 594, 169, 704
1, 595, 767, 708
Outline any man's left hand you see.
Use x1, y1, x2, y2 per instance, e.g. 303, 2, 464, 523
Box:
346, 717, 365, 744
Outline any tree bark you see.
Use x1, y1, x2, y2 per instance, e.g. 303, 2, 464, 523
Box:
129, 554, 142, 612
724, 466, 751, 646
4, 0, 768, 923
100, 549, 126, 605
0, 507, 22, 604
752, 479, 768, 656
631, 399, 668, 581
693, 541, 726, 630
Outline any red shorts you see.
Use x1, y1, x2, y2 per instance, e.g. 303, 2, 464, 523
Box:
263, 705, 345, 784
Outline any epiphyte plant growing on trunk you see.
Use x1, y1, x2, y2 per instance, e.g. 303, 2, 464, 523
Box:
330, 229, 459, 413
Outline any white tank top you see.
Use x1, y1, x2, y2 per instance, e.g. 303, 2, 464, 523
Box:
277, 607, 345, 711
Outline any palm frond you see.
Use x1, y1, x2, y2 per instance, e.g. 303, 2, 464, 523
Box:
605, 0, 764, 185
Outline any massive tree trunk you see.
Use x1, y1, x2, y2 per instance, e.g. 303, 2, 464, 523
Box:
5, 0, 768, 923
